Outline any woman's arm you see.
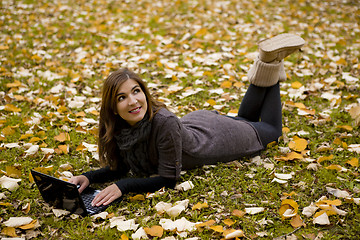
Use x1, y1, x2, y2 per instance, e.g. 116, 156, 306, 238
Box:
91, 175, 176, 206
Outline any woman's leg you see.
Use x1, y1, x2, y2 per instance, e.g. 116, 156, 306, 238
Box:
235, 83, 282, 146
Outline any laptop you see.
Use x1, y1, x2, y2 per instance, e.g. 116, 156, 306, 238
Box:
31, 169, 110, 216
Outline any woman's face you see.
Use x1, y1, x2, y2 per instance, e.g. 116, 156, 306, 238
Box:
115, 78, 148, 126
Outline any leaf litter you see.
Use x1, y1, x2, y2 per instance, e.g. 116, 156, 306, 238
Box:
0, 0, 360, 239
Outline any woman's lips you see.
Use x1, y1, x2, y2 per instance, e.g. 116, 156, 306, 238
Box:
129, 106, 141, 114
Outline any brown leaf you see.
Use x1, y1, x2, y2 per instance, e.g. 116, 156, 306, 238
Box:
192, 202, 208, 210
290, 214, 304, 228
129, 194, 145, 201
54, 132, 70, 142
232, 209, 245, 218
346, 158, 359, 167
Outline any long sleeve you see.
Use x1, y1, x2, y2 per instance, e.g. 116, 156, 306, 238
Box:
114, 176, 176, 195
82, 166, 126, 184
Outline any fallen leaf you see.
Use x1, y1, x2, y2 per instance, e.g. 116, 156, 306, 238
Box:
313, 212, 330, 225
245, 207, 265, 215
129, 194, 145, 201
0, 176, 21, 191
144, 225, 163, 237
232, 209, 245, 218
175, 181, 194, 191
4, 104, 22, 112
288, 137, 308, 152
290, 214, 304, 228
346, 158, 359, 167
192, 202, 208, 210
4, 217, 33, 227
131, 227, 147, 240
223, 218, 235, 226
54, 132, 70, 142
1, 227, 17, 237
210, 225, 224, 233
224, 229, 244, 239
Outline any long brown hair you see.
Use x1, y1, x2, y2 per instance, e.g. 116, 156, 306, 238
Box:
98, 68, 165, 170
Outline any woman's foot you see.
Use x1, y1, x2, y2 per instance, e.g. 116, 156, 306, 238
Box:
258, 33, 305, 63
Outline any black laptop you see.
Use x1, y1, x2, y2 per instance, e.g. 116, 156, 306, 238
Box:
31, 169, 109, 216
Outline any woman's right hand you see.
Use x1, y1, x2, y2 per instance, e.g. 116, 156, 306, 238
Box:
68, 175, 90, 193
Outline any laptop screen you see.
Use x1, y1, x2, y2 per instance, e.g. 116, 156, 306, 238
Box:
31, 170, 87, 216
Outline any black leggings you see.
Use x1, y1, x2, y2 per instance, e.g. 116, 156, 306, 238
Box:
230, 83, 282, 147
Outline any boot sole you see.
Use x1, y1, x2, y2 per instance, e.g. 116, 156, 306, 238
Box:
258, 33, 305, 61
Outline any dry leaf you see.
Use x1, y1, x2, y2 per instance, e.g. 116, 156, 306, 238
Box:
223, 218, 235, 226
288, 138, 308, 152
4, 217, 33, 228
192, 202, 208, 210
290, 215, 304, 228
54, 132, 70, 142
210, 225, 224, 233
313, 212, 330, 225
129, 194, 145, 201
346, 158, 359, 167
1, 227, 17, 237
131, 227, 147, 240
245, 207, 265, 215
224, 229, 244, 239
232, 209, 245, 218
144, 225, 163, 237
0, 176, 21, 191
175, 181, 194, 191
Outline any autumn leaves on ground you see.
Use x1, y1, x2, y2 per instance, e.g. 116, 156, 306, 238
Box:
1, 0, 360, 239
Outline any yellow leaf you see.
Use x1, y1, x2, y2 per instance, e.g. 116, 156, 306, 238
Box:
281, 199, 299, 213
129, 194, 145, 201
319, 199, 342, 206
276, 152, 303, 161
223, 218, 235, 226
282, 127, 290, 133
19, 133, 33, 140
6, 80, 23, 88
192, 202, 208, 210
6, 165, 22, 178
2, 126, 15, 136
288, 138, 308, 152
195, 28, 207, 37
336, 125, 353, 131
346, 158, 359, 167
325, 165, 343, 171
317, 155, 334, 164
4, 104, 21, 112
18, 219, 38, 230
1, 227, 17, 237
333, 137, 342, 145
144, 225, 163, 237
76, 143, 86, 151
196, 220, 216, 228
220, 81, 232, 89
294, 102, 306, 109
290, 214, 304, 228
29, 137, 42, 143
206, 99, 216, 106
291, 81, 303, 89
120, 234, 129, 240
210, 225, 224, 233
283, 191, 297, 197
0, 45, 9, 50
54, 132, 70, 142
232, 209, 245, 218
22, 202, 31, 214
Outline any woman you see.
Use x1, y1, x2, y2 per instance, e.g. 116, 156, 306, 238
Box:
69, 33, 305, 207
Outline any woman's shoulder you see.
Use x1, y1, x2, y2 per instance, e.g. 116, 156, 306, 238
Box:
152, 108, 180, 128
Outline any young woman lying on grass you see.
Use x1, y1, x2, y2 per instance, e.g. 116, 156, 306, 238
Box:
69, 33, 305, 207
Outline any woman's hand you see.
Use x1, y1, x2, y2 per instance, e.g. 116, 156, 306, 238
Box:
68, 175, 90, 193
92, 184, 122, 207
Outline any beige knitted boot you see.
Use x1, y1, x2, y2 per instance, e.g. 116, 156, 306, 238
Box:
247, 58, 283, 87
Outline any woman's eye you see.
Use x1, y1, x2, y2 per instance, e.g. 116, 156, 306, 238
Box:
118, 96, 125, 101
133, 88, 141, 94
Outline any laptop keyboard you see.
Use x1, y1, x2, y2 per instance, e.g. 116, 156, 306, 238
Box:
81, 190, 107, 214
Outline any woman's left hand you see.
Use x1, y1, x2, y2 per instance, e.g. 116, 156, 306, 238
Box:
91, 184, 122, 207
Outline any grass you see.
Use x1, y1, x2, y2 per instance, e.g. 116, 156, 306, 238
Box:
1, 0, 360, 239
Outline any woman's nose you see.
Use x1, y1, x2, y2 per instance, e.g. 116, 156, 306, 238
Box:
128, 95, 138, 105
